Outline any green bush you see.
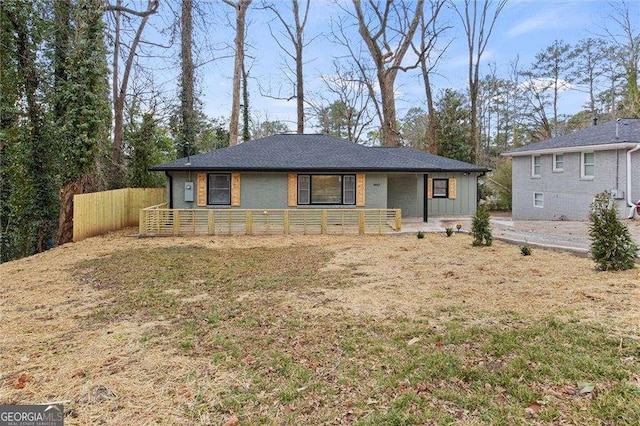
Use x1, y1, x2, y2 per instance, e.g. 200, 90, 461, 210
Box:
471, 204, 493, 246
417, 231, 425, 239
445, 227, 454, 237
520, 245, 532, 256
588, 192, 638, 271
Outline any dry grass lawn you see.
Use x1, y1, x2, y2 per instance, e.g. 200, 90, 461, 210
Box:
1, 230, 639, 424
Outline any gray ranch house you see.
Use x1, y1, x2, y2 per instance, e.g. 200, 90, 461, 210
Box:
150, 133, 489, 224
504, 118, 640, 220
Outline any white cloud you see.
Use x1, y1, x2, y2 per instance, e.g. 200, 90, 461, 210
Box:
507, 11, 559, 37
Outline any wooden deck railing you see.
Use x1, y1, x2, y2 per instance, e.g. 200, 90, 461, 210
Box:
139, 206, 402, 236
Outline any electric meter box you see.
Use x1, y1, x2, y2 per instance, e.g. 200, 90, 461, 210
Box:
184, 182, 194, 202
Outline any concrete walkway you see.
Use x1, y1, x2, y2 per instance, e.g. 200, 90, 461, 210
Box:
402, 215, 640, 257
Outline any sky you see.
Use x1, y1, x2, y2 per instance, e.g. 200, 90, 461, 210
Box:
138, 0, 640, 131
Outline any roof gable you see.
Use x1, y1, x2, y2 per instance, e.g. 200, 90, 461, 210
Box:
151, 133, 489, 172
504, 119, 640, 156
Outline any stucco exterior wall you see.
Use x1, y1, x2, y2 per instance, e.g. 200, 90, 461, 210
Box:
387, 174, 419, 217
168, 171, 194, 209
167, 171, 390, 210
512, 149, 639, 220
166, 171, 483, 220
240, 173, 288, 209
364, 173, 388, 209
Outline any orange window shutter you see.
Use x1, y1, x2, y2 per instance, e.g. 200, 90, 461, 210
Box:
288, 173, 297, 207
231, 173, 241, 206
356, 173, 366, 206
448, 178, 457, 199
427, 178, 433, 199
197, 173, 207, 206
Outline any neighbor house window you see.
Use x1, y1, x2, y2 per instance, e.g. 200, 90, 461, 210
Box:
297, 174, 356, 205
532, 155, 541, 177
208, 174, 231, 205
553, 154, 564, 172
432, 179, 449, 198
581, 152, 594, 179
534, 192, 544, 208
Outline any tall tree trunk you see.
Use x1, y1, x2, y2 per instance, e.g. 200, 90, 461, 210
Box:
293, 0, 304, 133
422, 62, 438, 154
378, 71, 400, 147
224, 0, 251, 145
181, 0, 195, 156
57, 179, 79, 244
53, 0, 71, 120
263, 0, 310, 134
11, 6, 58, 252
242, 63, 250, 141
415, 1, 448, 153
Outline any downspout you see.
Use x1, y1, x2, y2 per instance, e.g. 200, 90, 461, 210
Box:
627, 143, 640, 218
165, 171, 174, 209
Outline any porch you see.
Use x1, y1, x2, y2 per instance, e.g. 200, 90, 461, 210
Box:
139, 204, 402, 236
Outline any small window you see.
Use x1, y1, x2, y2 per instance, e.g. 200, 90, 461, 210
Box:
582, 152, 594, 179
534, 192, 544, 208
553, 154, 564, 172
532, 155, 541, 177
298, 175, 310, 204
343, 175, 356, 205
432, 179, 449, 198
208, 174, 231, 205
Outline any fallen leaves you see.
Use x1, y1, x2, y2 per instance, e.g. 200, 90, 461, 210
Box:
524, 401, 542, 416
222, 415, 239, 426
406, 337, 421, 346
577, 382, 595, 395
15, 373, 30, 389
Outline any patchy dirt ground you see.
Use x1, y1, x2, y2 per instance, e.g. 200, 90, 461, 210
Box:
1, 230, 639, 424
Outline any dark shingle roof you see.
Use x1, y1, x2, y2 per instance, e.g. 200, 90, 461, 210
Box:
151, 133, 489, 172
504, 119, 640, 156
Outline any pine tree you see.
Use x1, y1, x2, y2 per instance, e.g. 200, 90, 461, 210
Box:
589, 192, 638, 271
471, 204, 493, 246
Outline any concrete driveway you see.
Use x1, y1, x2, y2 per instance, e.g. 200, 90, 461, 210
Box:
403, 216, 640, 256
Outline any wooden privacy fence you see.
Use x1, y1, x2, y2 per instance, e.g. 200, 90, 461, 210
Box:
73, 188, 166, 242
140, 206, 402, 236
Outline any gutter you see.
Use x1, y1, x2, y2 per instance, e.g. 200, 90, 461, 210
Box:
150, 167, 491, 173
503, 142, 639, 157
626, 143, 640, 219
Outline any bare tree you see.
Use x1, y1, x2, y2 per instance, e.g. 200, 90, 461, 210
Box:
602, 0, 639, 117
330, 16, 382, 135
413, 0, 450, 153
222, 0, 252, 145
450, 0, 507, 163
106, 0, 159, 186
262, 0, 313, 133
351, 0, 425, 147
310, 60, 376, 143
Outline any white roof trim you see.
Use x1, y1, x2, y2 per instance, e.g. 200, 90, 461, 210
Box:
503, 142, 640, 157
